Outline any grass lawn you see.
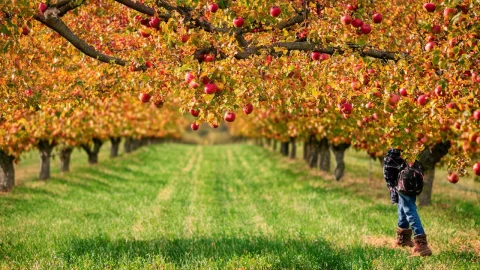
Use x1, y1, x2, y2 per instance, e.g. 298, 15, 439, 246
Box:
1, 143, 479, 269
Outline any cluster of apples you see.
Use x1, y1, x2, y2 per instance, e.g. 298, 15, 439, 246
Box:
134, 15, 162, 38
340, 3, 382, 35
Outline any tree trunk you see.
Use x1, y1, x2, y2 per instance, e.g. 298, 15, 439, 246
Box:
81, 138, 104, 165
273, 140, 277, 151
38, 140, 54, 180
124, 137, 132, 153
331, 143, 351, 181
0, 151, 15, 192
280, 142, 288, 157
110, 137, 121, 158
417, 141, 451, 206
303, 141, 309, 162
308, 138, 319, 168
59, 147, 73, 173
266, 138, 272, 147
289, 137, 296, 159
318, 137, 330, 172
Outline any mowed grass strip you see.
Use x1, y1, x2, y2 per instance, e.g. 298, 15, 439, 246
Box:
0, 144, 479, 269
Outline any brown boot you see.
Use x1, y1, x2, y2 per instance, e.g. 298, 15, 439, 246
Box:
396, 227, 414, 247
411, 234, 432, 256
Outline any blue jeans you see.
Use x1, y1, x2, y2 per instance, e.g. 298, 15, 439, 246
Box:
398, 192, 425, 236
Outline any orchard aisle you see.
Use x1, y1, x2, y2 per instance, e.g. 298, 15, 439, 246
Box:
0, 144, 478, 269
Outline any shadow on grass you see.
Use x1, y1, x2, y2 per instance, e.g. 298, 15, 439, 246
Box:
59, 235, 397, 269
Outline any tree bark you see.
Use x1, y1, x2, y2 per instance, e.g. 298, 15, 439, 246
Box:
273, 140, 277, 151
110, 137, 121, 158
38, 140, 55, 180
308, 138, 319, 168
0, 151, 15, 192
289, 137, 296, 159
124, 137, 133, 153
303, 140, 309, 162
417, 141, 451, 206
266, 138, 272, 147
280, 141, 289, 156
81, 138, 103, 165
59, 147, 73, 173
331, 143, 351, 181
318, 137, 330, 172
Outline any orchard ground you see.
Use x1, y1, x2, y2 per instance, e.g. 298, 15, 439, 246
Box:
1, 143, 479, 269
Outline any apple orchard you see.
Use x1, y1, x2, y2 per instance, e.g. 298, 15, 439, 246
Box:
0, 0, 479, 205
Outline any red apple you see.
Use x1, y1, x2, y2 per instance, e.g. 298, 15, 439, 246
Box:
233, 17, 244, 28
360, 24, 371, 34
140, 18, 150, 26
243, 103, 253, 114
145, 61, 153, 68
204, 83, 217, 94
365, 102, 374, 109
446, 102, 458, 110
340, 102, 353, 114
201, 76, 211, 85
425, 42, 435, 51
189, 81, 200, 89
22, 26, 30, 36
373, 13, 382, 23
39, 3, 47, 15
153, 98, 165, 108
311, 52, 321, 61
352, 18, 363, 28
224, 111, 236, 122
346, 4, 357, 11
25, 89, 33, 96
473, 110, 480, 120
203, 54, 215, 62
417, 95, 428, 106
474, 162, 480, 176
351, 81, 361, 90
447, 172, 459, 183
444, 8, 456, 20
181, 34, 190, 43
388, 94, 400, 106
208, 3, 219, 13
320, 53, 330, 61
211, 123, 219, 128
149, 17, 161, 28
190, 108, 200, 117
270, 6, 281, 17
399, 88, 408, 96
185, 72, 195, 83
191, 122, 200, 130
431, 24, 441, 34
434, 85, 445, 96
341, 15, 352, 25
139, 93, 151, 103
423, 3, 436, 12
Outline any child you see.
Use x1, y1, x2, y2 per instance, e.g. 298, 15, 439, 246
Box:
383, 148, 432, 256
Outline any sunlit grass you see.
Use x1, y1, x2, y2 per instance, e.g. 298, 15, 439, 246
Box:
1, 144, 478, 269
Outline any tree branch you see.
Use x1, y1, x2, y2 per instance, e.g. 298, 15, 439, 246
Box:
33, 12, 139, 68
57, 0, 86, 17
114, 0, 155, 16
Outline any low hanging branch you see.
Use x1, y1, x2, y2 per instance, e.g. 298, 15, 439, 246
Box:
33, 0, 149, 71
33, 0, 406, 69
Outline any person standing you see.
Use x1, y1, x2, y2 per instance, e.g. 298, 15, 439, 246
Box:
383, 148, 432, 256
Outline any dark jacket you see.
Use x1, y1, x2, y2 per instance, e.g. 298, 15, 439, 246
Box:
383, 148, 406, 204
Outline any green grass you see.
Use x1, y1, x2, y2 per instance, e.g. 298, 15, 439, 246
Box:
1, 144, 479, 269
